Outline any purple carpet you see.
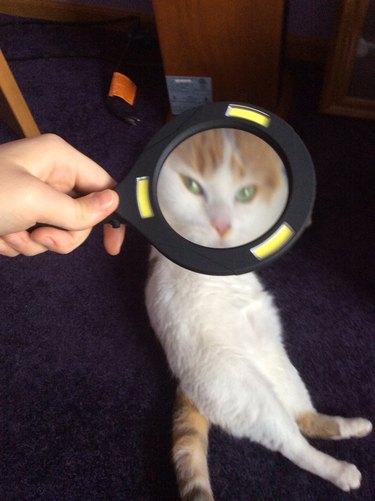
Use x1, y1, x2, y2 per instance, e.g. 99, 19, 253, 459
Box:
0, 15, 374, 501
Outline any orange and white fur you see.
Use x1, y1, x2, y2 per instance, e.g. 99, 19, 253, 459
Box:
145, 129, 372, 500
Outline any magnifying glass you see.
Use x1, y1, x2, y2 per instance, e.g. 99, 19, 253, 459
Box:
106, 101, 315, 275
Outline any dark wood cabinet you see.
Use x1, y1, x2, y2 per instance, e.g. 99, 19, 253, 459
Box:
152, 0, 286, 112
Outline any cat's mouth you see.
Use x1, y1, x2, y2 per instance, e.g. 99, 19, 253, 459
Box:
190, 234, 236, 249
212, 240, 227, 249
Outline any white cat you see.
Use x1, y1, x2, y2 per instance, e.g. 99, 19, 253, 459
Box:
157, 128, 288, 248
145, 128, 372, 501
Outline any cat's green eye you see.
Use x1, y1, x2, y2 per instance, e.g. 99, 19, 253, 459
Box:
235, 185, 257, 203
181, 175, 204, 196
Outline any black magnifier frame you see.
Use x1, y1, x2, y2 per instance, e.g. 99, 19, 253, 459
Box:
109, 102, 316, 275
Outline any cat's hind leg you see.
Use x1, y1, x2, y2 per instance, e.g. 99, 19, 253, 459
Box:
296, 411, 372, 440
283, 440, 362, 492
198, 360, 364, 492
246, 395, 364, 492
255, 349, 372, 441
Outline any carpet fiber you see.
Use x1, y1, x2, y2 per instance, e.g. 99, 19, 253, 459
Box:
0, 15, 374, 501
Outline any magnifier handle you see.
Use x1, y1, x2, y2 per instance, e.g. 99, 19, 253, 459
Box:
28, 211, 125, 233
100, 212, 126, 228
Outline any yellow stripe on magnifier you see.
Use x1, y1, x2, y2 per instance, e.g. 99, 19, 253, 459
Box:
250, 223, 294, 260
225, 105, 270, 127
136, 177, 154, 218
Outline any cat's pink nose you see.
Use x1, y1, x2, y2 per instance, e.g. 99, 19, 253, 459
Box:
213, 221, 231, 238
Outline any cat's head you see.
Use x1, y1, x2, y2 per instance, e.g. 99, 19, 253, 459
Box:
157, 128, 288, 248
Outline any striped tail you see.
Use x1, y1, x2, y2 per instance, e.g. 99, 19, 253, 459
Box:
172, 386, 214, 501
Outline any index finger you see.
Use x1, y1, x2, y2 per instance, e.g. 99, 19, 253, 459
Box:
8, 134, 117, 193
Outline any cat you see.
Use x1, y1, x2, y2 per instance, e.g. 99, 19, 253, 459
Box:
145, 128, 372, 500
156, 128, 288, 248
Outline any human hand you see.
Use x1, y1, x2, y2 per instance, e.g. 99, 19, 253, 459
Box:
0, 134, 126, 257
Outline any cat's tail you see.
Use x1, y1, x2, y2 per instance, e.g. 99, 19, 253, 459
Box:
172, 386, 214, 501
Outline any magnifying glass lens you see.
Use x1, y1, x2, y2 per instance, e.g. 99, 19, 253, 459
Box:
157, 128, 289, 249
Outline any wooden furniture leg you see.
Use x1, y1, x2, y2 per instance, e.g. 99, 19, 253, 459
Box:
0, 49, 40, 137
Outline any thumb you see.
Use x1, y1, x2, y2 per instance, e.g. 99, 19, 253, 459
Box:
37, 189, 119, 230
74, 190, 119, 227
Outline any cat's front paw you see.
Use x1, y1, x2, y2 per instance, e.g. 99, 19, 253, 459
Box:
330, 462, 361, 492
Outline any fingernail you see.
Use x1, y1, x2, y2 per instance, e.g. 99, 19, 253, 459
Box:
90, 190, 115, 210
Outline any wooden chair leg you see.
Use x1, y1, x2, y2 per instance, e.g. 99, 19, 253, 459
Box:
0, 49, 40, 137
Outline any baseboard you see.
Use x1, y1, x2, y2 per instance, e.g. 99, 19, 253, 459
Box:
0, 0, 155, 32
